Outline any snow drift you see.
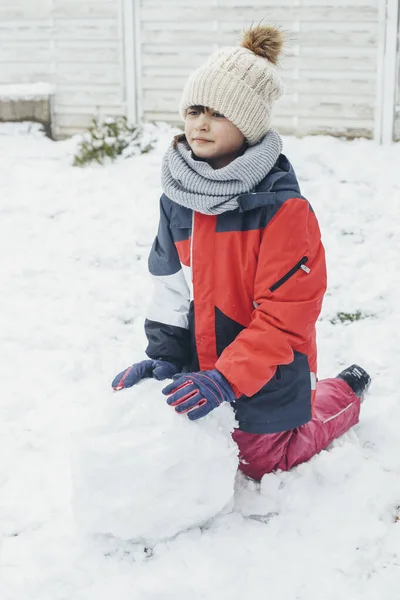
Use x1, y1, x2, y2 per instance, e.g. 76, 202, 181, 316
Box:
71, 380, 238, 544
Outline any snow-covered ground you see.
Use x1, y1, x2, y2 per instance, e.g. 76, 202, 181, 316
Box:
1, 122, 400, 599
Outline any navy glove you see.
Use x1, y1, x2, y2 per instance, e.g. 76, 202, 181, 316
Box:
162, 369, 237, 420
112, 359, 179, 391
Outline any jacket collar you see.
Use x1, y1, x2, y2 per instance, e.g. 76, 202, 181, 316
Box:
237, 154, 302, 212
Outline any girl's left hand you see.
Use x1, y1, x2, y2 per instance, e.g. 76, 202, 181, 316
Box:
162, 369, 237, 420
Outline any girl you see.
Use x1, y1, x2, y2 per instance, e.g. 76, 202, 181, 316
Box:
112, 25, 370, 481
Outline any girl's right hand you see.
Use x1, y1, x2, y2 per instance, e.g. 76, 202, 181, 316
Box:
111, 360, 179, 391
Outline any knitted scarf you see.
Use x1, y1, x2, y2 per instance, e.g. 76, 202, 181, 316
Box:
161, 129, 282, 215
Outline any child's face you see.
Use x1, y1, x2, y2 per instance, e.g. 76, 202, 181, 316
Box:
184, 106, 246, 169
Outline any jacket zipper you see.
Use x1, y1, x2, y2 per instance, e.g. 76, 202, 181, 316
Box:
190, 212, 194, 282
269, 256, 310, 292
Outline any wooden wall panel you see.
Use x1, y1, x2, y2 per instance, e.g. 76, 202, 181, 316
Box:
0, 0, 126, 138
139, 0, 380, 138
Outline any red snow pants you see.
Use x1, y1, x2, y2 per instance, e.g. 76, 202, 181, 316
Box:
232, 378, 361, 481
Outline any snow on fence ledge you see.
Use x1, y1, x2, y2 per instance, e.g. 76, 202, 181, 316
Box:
0, 82, 55, 137
0, 82, 55, 100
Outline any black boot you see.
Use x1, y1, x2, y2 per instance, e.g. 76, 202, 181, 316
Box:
336, 364, 371, 400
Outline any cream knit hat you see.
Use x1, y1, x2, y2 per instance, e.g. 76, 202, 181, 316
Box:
179, 25, 284, 146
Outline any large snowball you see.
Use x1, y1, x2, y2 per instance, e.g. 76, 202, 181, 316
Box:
71, 379, 238, 545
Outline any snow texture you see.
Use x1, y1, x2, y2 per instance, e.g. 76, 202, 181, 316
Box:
1, 122, 400, 600
0, 82, 55, 99
72, 381, 238, 544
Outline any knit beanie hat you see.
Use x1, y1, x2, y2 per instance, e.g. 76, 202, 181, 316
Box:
179, 25, 284, 146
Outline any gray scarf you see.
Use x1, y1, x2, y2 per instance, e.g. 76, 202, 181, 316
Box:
161, 129, 283, 215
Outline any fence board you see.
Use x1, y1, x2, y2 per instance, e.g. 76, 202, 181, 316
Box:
141, 6, 378, 23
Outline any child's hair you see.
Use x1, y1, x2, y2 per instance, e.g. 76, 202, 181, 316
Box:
173, 105, 206, 149
172, 133, 187, 149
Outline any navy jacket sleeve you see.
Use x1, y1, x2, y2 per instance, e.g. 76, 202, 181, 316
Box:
144, 197, 192, 368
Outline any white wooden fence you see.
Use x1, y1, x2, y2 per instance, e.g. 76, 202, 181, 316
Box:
136, 0, 381, 139
0, 0, 125, 138
0, 0, 399, 141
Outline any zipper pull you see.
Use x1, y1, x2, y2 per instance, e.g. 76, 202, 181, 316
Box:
301, 264, 311, 274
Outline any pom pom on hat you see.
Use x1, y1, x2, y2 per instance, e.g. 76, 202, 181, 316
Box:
241, 24, 284, 64
180, 24, 284, 145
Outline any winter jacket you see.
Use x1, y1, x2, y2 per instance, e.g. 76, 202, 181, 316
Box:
145, 154, 327, 434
